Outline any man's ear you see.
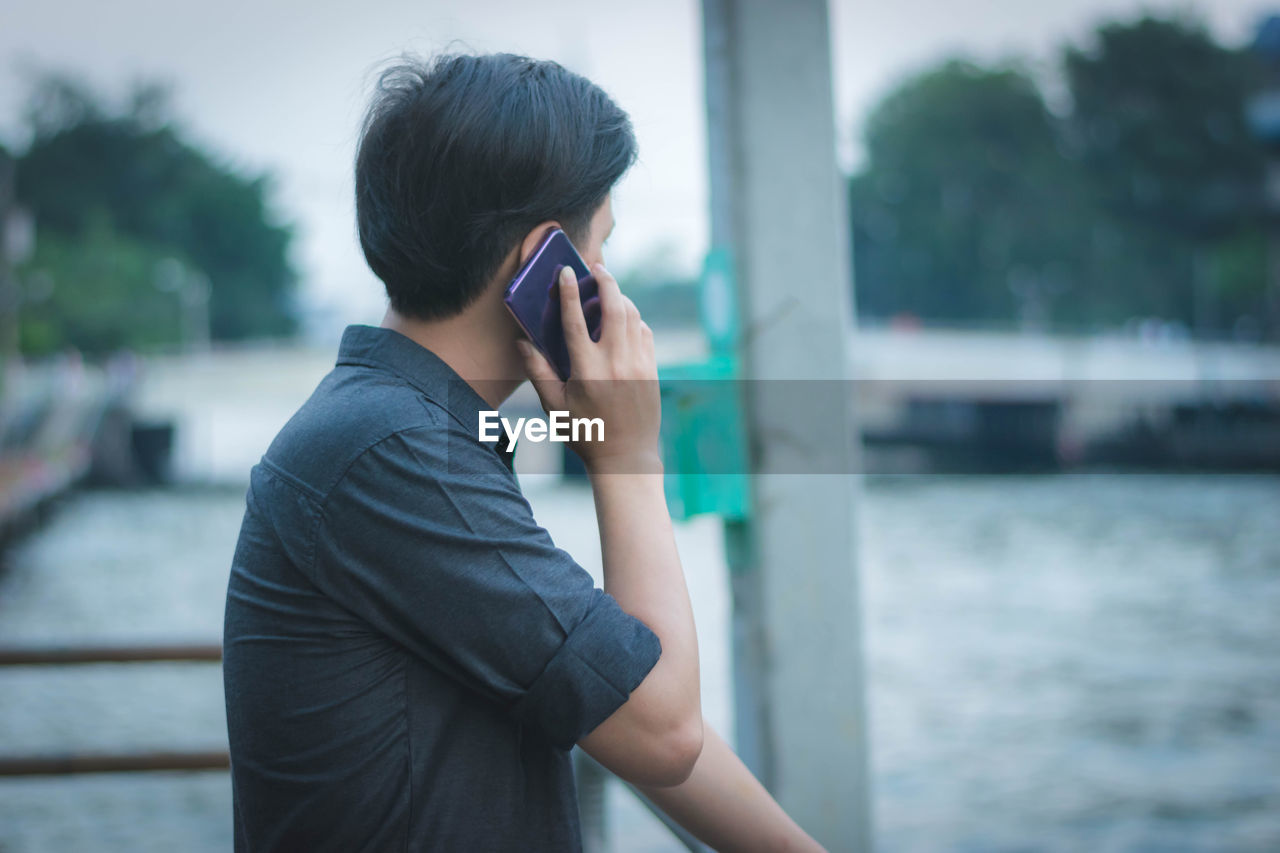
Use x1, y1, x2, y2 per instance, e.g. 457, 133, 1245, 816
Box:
517, 221, 561, 268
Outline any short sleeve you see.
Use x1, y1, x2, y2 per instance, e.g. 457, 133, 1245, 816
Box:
310, 423, 661, 750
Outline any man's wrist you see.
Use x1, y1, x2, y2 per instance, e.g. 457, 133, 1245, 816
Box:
583, 449, 664, 477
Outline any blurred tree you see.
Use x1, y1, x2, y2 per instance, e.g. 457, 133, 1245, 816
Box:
848, 14, 1274, 338
17, 215, 180, 356
13, 72, 297, 354
1065, 15, 1265, 236
1064, 14, 1269, 335
849, 60, 1089, 329
1, 142, 17, 362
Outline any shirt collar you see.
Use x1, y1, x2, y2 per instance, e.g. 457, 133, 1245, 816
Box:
334, 324, 515, 470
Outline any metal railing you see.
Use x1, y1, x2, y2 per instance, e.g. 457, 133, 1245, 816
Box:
0, 643, 709, 851
0, 643, 225, 777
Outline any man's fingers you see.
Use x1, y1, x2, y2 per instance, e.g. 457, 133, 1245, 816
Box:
591, 263, 628, 339
581, 294, 604, 342
622, 296, 644, 346
558, 266, 593, 359
622, 295, 642, 325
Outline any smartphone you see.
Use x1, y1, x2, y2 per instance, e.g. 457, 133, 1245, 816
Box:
503, 227, 602, 381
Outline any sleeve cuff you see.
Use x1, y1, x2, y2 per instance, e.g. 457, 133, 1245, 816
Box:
510, 593, 662, 750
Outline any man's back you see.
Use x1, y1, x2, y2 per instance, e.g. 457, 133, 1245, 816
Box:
222, 324, 661, 852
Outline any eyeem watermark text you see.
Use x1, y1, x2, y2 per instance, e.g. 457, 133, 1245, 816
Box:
479, 411, 604, 444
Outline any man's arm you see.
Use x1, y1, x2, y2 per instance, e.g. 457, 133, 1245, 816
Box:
639, 722, 827, 852
576, 461, 702, 786
518, 262, 702, 787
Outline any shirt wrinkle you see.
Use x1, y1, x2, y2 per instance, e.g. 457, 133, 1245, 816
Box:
426, 458, 575, 640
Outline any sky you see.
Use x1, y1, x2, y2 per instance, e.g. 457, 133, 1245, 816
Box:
0, 0, 1274, 337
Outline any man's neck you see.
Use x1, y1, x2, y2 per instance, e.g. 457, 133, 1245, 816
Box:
380, 301, 524, 410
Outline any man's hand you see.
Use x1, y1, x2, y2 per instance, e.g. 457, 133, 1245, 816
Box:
519, 261, 702, 788
516, 263, 661, 474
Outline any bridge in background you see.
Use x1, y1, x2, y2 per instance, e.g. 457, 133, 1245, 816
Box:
850, 328, 1280, 470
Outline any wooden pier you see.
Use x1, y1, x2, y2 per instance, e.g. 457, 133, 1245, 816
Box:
0, 351, 159, 546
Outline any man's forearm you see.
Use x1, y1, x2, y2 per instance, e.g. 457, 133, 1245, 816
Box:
589, 460, 700, 723
638, 722, 826, 852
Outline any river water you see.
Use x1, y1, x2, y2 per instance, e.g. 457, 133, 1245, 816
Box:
0, 472, 1277, 852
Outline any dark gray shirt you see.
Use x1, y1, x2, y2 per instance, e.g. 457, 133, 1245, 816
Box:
223, 323, 662, 852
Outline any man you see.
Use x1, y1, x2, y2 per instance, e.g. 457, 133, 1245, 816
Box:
223, 52, 823, 852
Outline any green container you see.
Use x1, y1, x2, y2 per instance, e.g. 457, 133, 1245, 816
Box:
658, 354, 750, 521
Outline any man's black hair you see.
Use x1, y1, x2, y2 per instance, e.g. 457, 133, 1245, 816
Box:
355, 52, 637, 320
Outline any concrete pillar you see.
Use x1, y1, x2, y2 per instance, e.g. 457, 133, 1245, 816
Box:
700, 1, 872, 850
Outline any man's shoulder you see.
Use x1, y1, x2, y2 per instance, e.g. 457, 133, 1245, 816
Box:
259, 364, 463, 500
